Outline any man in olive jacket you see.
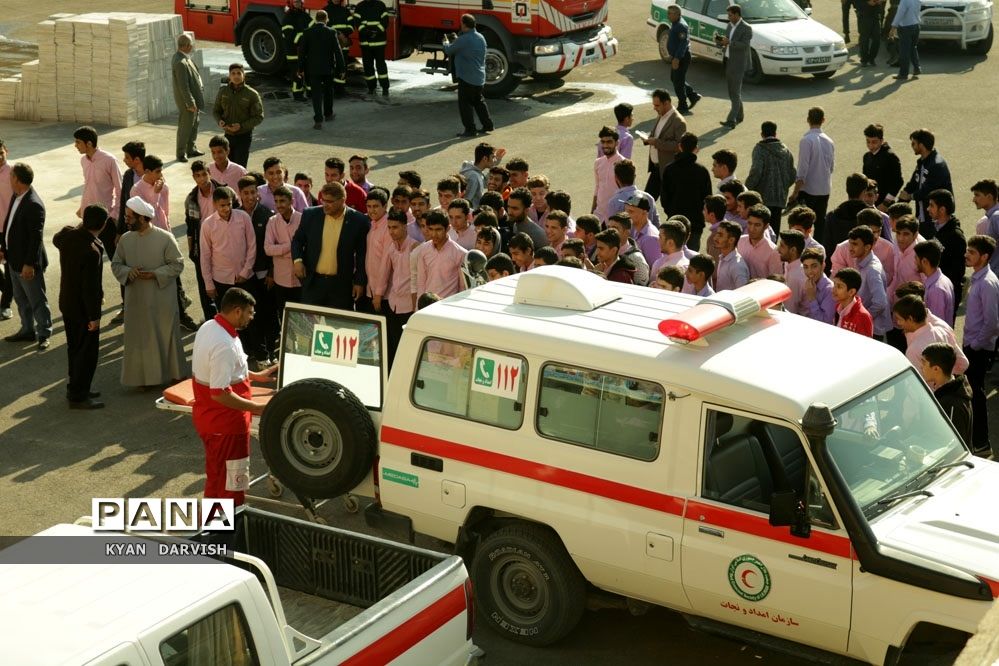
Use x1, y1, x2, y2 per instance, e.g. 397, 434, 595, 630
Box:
172, 33, 205, 163
213, 63, 264, 169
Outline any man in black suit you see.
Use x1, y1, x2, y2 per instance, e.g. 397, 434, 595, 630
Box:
53, 204, 106, 409
299, 9, 346, 130
1, 163, 52, 350
292, 181, 369, 308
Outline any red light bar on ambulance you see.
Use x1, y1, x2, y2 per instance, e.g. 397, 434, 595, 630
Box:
659, 280, 792, 343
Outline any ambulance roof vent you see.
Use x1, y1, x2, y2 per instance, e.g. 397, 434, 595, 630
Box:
513, 265, 620, 312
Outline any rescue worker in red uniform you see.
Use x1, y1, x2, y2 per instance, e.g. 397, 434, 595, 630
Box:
283, 0, 315, 100
192, 287, 277, 505
352, 0, 390, 96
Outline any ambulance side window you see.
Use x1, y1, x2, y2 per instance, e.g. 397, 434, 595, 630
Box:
536, 364, 664, 461
411, 339, 527, 430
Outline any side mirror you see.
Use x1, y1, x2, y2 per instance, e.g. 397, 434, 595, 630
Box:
769, 490, 811, 538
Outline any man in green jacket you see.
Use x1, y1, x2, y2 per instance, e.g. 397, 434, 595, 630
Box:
213, 64, 264, 169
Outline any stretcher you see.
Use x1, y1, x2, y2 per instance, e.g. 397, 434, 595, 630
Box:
155, 379, 358, 523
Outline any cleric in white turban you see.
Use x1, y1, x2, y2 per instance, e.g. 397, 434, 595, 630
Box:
111, 195, 190, 387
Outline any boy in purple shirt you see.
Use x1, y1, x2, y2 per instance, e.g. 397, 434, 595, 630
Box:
683, 254, 716, 297
961, 235, 999, 454
800, 247, 835, 324
914, 239, 955, 326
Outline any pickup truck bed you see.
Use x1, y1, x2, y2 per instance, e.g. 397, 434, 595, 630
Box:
278, 586, 363, 637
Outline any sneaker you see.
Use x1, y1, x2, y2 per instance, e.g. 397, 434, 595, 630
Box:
37, 339, 50, 351
0, 308, 11, 320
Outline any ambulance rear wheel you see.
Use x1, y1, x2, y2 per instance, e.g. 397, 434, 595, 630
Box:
472, 523, 586, 646
241, 16, 284, 75
259, 378, 376, 499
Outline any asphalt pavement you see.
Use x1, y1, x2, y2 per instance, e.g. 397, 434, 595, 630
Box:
0, 1, 996, 663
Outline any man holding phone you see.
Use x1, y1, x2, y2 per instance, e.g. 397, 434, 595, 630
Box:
717, 5, 753, 130
443, 14, 494, 137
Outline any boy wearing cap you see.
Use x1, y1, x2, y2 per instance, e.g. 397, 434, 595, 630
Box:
624, 195, 661, 267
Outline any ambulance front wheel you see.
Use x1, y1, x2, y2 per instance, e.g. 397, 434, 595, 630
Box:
472, 523, 586, 646
259, 378, 376, 500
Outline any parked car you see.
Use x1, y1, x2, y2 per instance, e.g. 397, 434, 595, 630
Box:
919, 0, 993, 55
647, 0, 848, 82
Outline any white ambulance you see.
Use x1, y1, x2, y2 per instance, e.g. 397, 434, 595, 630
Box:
258, 267, 998, 664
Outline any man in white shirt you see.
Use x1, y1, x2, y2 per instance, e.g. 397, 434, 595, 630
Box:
788, 107, 835, 238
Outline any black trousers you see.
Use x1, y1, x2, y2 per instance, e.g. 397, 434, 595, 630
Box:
0, 260, 12, 310
191, 253, 216, 322
645, 163, 662, 201
797, 192, 829, 241
686, 224, 705, 252
302, 274, 354, 310
361, 45, 388, 92
64, 314, 100, 402
857, 11, 881, 63
383, 306, 411, 369
241, 276, 278, 362
670, 55, 696, 110
457, 79, 493, 133
841, 0, 853, 35
272, 284, 302, 335
308, 73, 334, 122
768, 206, 784, 236
963, 346, 994, 451
226, 132, 253, 168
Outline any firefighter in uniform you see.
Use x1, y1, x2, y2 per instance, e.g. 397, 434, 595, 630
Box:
325, 0, 356, 96
283, 0, 314, 100
352, 0, 391, 96
191, 287, 277, 506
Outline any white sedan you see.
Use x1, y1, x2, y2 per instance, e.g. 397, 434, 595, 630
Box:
647, 0, 848, 82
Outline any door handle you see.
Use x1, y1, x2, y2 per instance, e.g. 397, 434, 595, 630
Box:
788, 553, 838, 569
698, 526, 725, 538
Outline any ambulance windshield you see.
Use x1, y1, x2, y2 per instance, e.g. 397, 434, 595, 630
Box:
824, 369, 967, 518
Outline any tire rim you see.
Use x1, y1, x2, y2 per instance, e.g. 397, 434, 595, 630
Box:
250, 28, 277, 66
489, 552, 549, 624
484, 48, 509, 85
279, 408, 344, 476
658, 31, 670, 61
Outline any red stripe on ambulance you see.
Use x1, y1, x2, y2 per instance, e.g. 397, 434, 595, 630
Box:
339, 585, 467, 665
382, 426, 686, 516
381, 426, 856, 561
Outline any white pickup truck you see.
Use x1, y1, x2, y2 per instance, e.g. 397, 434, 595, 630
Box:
0, 507, 480, 666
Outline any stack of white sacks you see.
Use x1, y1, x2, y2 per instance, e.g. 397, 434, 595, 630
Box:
0, 12, 206, 128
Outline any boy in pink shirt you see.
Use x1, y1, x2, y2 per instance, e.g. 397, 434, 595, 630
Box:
374, 210, 420, 365
264, 186, 303, 317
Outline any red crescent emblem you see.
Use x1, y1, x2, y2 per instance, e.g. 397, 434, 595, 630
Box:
741, 570, 756, 589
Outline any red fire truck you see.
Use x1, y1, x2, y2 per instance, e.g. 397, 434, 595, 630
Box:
175, 0, 618, 97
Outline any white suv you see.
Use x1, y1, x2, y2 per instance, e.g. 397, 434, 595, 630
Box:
648, 0, 848, 82
919, 0, 994, 54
